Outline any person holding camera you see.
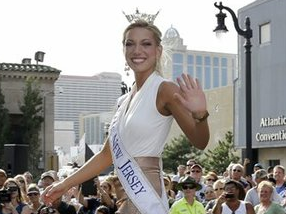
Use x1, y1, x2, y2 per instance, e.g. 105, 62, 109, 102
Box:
1, 178, 31, 214
38, 195, 76, 214
212, 179, 255, 214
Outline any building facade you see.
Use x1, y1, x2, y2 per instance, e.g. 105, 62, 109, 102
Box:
0, 62, 60, 172
54, 72, 122, 145
235, 0, 286, 167
162, 25, 236, 150
79, 111, 114, 148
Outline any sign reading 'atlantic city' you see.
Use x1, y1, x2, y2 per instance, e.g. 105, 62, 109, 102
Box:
256, 116, 286, 142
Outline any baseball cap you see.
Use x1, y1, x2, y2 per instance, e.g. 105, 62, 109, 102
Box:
255, 169, 268, 180
27, 185, 40, 194
41, 171, 55, 181
254, 163, 263, 169
190, 164, 203, 171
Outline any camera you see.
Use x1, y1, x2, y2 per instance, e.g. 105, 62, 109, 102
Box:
41, 207, 56, 214
0, 189, 11, 203
225, 193, 235, 199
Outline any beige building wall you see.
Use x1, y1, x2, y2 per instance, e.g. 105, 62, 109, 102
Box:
166, 86, 235, 152
0, 63, 60, 170
258, 148, 286, 169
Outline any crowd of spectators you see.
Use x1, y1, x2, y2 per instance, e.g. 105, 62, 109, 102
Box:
0, 159, 286, 214
168, 159, 286, 214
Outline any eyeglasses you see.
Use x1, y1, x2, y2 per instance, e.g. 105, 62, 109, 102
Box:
18, 180, 25, 183
232, 169, 242, 172
182, 184, 196, 190
214, 188, 224, 191
207, 178, 216, 181
191, 170, 201, 173
28, 192, 39, 197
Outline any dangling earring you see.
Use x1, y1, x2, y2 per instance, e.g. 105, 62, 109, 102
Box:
124, 62, 130, 76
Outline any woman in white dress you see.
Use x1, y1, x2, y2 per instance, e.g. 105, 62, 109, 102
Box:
42, 20, 209, 214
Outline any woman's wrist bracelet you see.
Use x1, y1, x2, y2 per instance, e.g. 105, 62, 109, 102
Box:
193, 110, 209, 123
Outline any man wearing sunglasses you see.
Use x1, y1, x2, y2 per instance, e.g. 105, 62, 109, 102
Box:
170, 176, 205, 214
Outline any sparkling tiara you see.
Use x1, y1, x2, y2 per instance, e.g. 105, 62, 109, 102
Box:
123, 8, 160, 24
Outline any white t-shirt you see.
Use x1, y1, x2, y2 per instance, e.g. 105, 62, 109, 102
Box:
221, 200, 247, 214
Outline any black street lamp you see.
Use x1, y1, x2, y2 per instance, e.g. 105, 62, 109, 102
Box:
214, 2, 253, 176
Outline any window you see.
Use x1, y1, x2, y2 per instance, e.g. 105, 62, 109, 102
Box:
204, 56, 211, 66
173, 53, 183, 63
187, 55, 194, 65
269, 159, 280, 167
187, 66, 194, 77
213, 67, 219, 88
196, 56, 202, 65
196, 66, 203, 84
221, 58, 227, 67
173, 64, 183, 80
260, 22, 271, 44
173, 53, 184, 80
213, 57, 219, 67
204, 67, 211, 89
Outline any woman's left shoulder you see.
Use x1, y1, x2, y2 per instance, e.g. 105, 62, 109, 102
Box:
158, 80, 179, 96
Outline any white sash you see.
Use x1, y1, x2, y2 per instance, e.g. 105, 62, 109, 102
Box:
109, 95, 169, 214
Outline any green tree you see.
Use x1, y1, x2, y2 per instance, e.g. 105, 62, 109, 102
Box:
0, 87, 10, 167
162, 134, 203, 174
20, 78, 44, 175
201, 131, 240, 175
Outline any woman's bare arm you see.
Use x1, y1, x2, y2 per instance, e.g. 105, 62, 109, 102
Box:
157, 74, 209, 149
42, 139, 113, 204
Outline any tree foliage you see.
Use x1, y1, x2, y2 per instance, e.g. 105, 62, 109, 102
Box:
20, 78, 44, 175
201, 131, 240, 175
0, 87, 10, 166
163, 131, 240, 176
162, 134, 203, 174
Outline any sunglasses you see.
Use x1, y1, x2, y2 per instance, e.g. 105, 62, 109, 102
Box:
207, 178, 216, 181
7, 186, 18, 192
182, 184, 196, 190
18, 180, 25, 183
214, 188, 224, 191
28, 192, 39, 197
191, 170, 201, 173
232, 169, 242, 172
